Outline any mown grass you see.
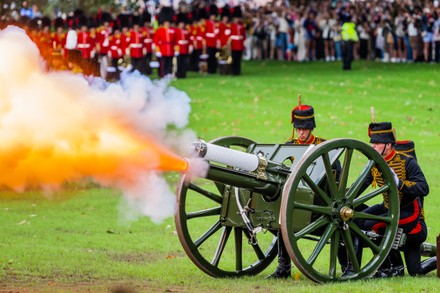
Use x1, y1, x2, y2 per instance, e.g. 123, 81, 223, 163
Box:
1, 60, 439, 292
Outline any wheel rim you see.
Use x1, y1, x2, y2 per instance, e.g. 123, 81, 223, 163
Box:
280, 138, 399, 283
175, 136, 278, 277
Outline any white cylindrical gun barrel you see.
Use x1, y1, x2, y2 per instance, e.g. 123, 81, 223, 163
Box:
192, 140, 259, 172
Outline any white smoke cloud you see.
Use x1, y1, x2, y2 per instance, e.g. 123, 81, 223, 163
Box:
0, 25, 197, 223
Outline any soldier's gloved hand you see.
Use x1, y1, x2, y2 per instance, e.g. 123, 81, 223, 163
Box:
390, 167, 401, 188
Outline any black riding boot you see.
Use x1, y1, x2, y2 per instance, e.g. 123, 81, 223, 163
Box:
341, 235, 363, 277
266, 231, 291, 279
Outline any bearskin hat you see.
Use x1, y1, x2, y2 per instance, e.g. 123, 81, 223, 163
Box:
368, 122, 396, 144
232, 5, 242, 18
159, 6, 175, 25
221, 4, 231, 19
53, 17, 65, 29
291, 105, 316, 129
209, 4, 219, 17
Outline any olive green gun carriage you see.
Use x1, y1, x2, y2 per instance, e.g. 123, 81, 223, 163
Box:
175, 136, 436, 283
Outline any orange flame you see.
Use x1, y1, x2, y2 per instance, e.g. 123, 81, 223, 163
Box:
0, 26, 188, 192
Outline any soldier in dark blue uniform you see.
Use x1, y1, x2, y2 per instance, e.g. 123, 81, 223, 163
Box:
355, 122, 434, 277
268, 103, 327, 279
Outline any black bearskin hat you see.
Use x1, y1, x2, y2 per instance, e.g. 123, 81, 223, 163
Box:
176, 12, 189, 25
117, 13, 130, 29
41, 16, 51, 28
395, 140, 417, 160
209, 4, 218, 17
368, 122, 396, 144
142, 11, 152, 25
53, 17, 64, 29
221, 5, 231, 19
232, 5, 242, 18
291, 105, 316, 129
159, 6, 175, 25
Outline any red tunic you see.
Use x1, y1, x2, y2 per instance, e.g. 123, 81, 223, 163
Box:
108, 33, 123, 59
77, 31, 95, 59
230, 22, 246, 51
218, 22, 231, 47
204, 19, 218, 48
128, 30, 145, 58
174, 27, 190, 55
153, 27, 175, 57
96, 27, 111, 55
141, 27, 154, 53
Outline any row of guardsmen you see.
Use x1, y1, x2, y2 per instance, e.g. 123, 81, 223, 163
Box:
25, 5, 247, 79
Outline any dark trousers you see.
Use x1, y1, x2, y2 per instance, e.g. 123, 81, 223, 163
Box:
207, 47, 218, 74
342, 40, 354, 70
176, 54, 188, 78
145, 52, 152, 75
190, 49, 201, 72
130, 56, 147, 75
231, 50, 243, 76
159, 56, 173, 78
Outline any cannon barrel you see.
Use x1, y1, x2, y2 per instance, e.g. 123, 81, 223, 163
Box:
192, 140, 290, 198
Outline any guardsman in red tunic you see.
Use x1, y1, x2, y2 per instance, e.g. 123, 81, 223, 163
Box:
218, 6, 231, 48
127, 15, 147, 75
39, 17, 53, 61
51, 17, 67, 59
188, 19, 200, 72
174, 13, 191, 78
229, 6, 246, 76
76, 16, 96, 75
96, 12, 112, 78
205, 4, 219, 74
141, 11, 154, 75
107, 25, 124, 80
153, 6, 176, 78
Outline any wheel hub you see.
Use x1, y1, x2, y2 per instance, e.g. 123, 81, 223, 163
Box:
339, 206, 354, 221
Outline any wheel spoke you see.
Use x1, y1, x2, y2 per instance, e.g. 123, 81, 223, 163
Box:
294, 215, 330, 239
194, 220, 222, 247
302, 173, 331, 205
341, 229, 360, 272
322, 152, 339, 199
293, 202, 333, 215
189, 183, 223, 204
352, 185, 389, 208
307, 223, 336, 265
234, 227, 243, 271
243, 230, 265, 260
187, 207, 221, 220
346, 160, 375, 200
338, 148, 353, 195
348, 223, 381, 254
354, 211, 392, 223
329, 230, 340, 278
212, 226, 232, 267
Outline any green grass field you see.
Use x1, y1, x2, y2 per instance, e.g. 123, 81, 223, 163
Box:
1, 60, 440, 292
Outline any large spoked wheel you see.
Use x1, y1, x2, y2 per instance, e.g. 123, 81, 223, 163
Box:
280, 138, 399, 283
175, 136, 278, 277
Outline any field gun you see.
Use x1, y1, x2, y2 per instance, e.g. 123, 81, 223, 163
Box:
175, 136, 437, 283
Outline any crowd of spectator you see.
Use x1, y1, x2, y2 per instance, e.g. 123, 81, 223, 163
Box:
244, 0, 440, 63
1, 0, 439, 81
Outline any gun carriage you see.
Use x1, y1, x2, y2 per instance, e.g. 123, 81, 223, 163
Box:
175, 136, 436, 283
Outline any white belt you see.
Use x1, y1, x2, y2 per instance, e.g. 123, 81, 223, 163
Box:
230, 35, 243, 40
144, 39, 152, 43
110, 46, 118, 50
77, 44, 90, 48
206, 33, 215, 38
130, 44, 143, 48
178, 40, 189, 45
196, 36, 203, 41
